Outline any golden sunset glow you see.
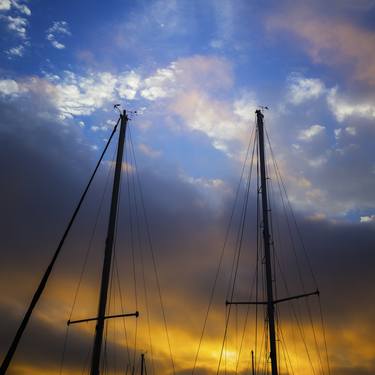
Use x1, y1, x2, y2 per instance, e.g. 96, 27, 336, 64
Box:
1, 1, 375, 375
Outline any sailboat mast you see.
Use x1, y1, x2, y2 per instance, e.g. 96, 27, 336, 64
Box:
256, 109, 278, 375
90, 110, 128, 375
140, 353, 145, 375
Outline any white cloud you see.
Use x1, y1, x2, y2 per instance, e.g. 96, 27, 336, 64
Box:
140, 56, 232, 102
5, 44, 24, 57
139, 56, 251, 156
0, 0, 30, 14
46, 21, 71, 49
184, 176, 226, 190
360, 215, 375, 223
117, 71, 141, 100
0, 0, 11, 11
11, 0, 30, 15
53, 71, 117, 118
0, 1, 31, 57
345, 126, 356, 136
0, 68, 143, 119
140, 65, 177, 100
0, 56, 246, 156
90, 122, 112, 132
287, 73, 325, 104
47, 36, 65, 49
171, 90, 249, 156
3, 15, 27, 38
0, 79, 24, 95
298, 124, 325, 141
327, 88, 375, 122
233, 93, 257, 121
47, 20, 70, 35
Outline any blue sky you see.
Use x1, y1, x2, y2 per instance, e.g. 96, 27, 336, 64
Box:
1, 1, 375, 374
1, 0, 374, 222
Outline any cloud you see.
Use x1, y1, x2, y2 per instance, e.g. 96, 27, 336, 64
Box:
140, 56, 233, 101
283, 73, 375, 124
0, 1, 31, 57
2, 15, 27, 38
0, 0, 11, 11
171, 90, 248, 155
267, 7, 375, 87
360, 215, 375, 223
46, 21, 71, 49
298, 124, 325, 141
11, 0, 30, 15
5, 43, 24, 57
277, 117, 375, 217
1, 89, 375, 374
53, 72, 118, 117
139, 56, 255, 157
0, 0, 30, 14
287, 73, 326, 104
0, 70, 142, 119
139, 143, 162, 158
0, 78, 24, 95
345, 126, 356, 136
327, 88, 375, 122
0, 55, 251, 157
233, 92, 257, 121
117, 70, 141, 100
141, 65, 177, 100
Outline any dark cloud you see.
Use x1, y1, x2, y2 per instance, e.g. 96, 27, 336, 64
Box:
0, 91, 374, 375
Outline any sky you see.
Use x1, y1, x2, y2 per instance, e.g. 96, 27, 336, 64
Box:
0, 0, 375, 374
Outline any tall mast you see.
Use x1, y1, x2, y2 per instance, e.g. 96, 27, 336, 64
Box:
90, 110, 128, 375
0, 119, 120, 375
227, 110, 319, 373
256, 109, 278, 375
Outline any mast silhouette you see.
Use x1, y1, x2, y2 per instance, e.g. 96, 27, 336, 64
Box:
256, 109, 278, 375
227, 110, 320, 374
0, 118, 120, 375
90, 109, 128, 375
0, 108, 140, 374
140, 353, 145, 375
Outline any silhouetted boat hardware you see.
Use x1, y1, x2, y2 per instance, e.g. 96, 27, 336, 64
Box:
0, 106, 174, 375
1, 104, 331, 375
192, 109, 331, 375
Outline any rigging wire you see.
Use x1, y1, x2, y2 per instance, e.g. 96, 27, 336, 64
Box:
233, 267, 257, 374
0, 117, 121, 375
58, 114, 177, 375
265, 130, 331, 374
216, 126, 257, 375
265, 128, 329, 374
59, 145, 117, 375
266, 167, 296, 375
255, 128, 260, 374
124, 138, 139, 372
128, 135, 156, 375
128, 126, 176, 375
191, 123, 257, 375
110, 150, 127, 375
112, 147, 133, 370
